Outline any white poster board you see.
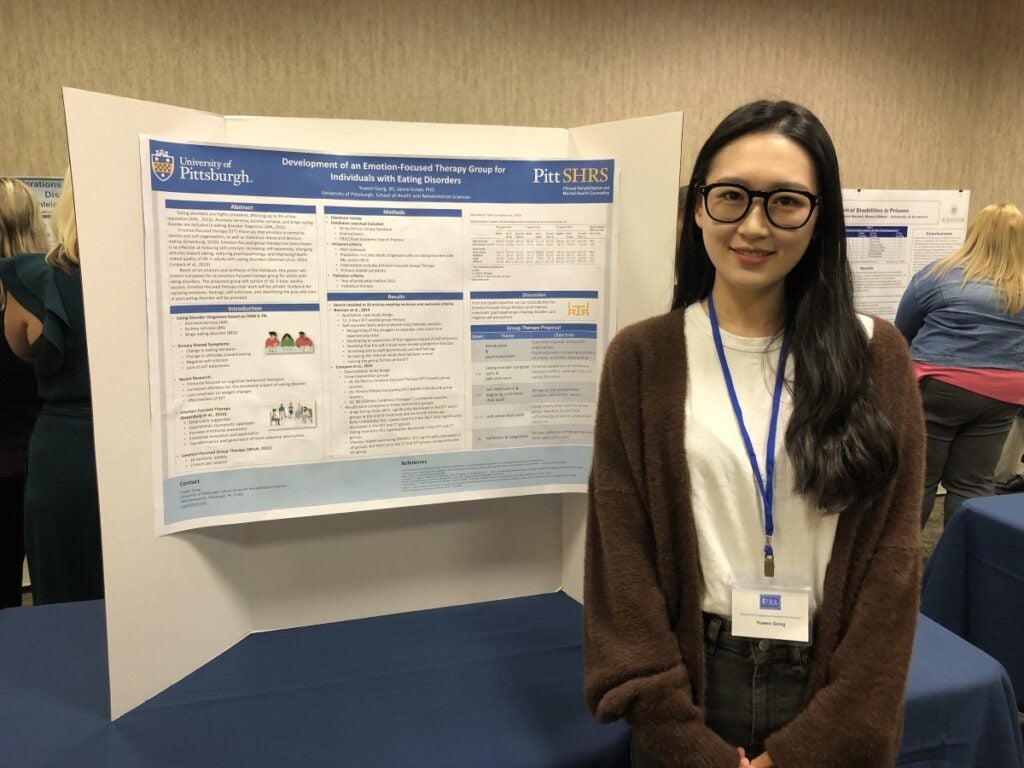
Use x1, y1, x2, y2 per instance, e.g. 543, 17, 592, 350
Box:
139, 139, 618, 534
844, 189, 969, 320
62, 87, 682, 717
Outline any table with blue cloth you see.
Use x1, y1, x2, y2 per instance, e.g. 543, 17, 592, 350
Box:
922, 493, 1024, 710
1, 593, 1022, 767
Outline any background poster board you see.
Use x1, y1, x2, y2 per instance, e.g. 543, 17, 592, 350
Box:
12, 176, 62, 247
63, 87, 682, 717
844, 189, 969, 320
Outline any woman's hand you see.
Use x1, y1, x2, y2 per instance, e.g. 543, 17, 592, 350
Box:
736, 748, 774, 767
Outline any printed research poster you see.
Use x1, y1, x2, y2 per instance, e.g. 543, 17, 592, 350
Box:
844, 189, 969, 320
141, 138, 617, 533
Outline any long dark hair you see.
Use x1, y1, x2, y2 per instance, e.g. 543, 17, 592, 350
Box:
673, 100, 897, 515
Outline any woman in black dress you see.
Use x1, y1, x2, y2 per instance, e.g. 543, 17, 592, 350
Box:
0, 178, 47, 608
0, 170, 102, 604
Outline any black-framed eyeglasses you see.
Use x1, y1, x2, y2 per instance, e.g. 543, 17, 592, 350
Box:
698, 183, 821, 230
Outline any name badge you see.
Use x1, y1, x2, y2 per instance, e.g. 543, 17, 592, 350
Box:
730, 584, 810, 643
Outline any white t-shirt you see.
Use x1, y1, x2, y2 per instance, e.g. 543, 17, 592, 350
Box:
684, 303, 874, 617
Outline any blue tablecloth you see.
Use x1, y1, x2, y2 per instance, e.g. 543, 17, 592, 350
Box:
1, 593, 1022, 767
922, 493, 1024, 709
0, 594, 628, 767
901, 615, 1023, 766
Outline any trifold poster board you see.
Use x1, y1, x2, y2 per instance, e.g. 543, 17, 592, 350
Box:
62, 87, 682, 718
844, 189, 969, 320
140, 139, 617, 535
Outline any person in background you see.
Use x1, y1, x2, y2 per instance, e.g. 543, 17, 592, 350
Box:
584, 101, 923, 767
994, 407, 1024, 493
895, 203, 1024, 526
0, 178, 47, 608
0, 169, 103, 604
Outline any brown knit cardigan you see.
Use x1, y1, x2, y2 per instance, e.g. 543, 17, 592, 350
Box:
583, 309, 923, 768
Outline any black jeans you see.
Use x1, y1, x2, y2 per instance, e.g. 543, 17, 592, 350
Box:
919, 378, 1019, 526
631, 615, 810, 766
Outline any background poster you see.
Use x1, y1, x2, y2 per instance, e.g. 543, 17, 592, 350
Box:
13, 176, 62, 247
844, 189, 969, 320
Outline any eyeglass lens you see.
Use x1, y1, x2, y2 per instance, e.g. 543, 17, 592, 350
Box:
705, 185, 813, 228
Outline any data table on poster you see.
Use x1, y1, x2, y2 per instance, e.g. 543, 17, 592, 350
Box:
470, 317, 597, 449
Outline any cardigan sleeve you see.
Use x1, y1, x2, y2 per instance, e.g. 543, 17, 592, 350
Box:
583, 326, 738, 768
764, 322, 924, 767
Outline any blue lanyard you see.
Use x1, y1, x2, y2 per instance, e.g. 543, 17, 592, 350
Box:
706, 294, 788, 578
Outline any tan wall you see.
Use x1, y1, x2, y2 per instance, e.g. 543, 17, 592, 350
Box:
3, 0, 1021, 211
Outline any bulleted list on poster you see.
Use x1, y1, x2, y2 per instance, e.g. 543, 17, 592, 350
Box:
140, 138, 617, 533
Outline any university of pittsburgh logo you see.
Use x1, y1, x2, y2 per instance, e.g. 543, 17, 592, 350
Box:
151, 149, 174, 182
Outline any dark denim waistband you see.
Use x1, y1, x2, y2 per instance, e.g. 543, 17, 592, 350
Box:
702, 612, 813, 664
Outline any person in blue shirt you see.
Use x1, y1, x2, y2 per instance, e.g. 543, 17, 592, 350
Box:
894, 203, 1024, 526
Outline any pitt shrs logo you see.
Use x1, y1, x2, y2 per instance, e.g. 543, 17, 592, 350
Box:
532, 166, 610, 184
151, 149, 174, 182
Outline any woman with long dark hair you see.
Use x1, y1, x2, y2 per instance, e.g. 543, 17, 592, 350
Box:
584, 101, 923, 767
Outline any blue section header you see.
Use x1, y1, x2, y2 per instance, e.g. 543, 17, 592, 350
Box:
327, 292, 463, 302
471, 322, 597, 340
325, 206, 462, 217
845, 226, 909, 237
166, 200, 315, 214
470, 291, 599, 299
472, 329, 598, 340
471, 323, 596, 332
147, 140, 614, 204
170, 303, 320, 314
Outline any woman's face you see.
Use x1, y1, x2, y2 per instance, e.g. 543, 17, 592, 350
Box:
694, 132, 819, 304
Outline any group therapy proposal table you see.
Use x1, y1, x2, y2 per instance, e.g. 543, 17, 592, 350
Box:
2, 592, 1022, 767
